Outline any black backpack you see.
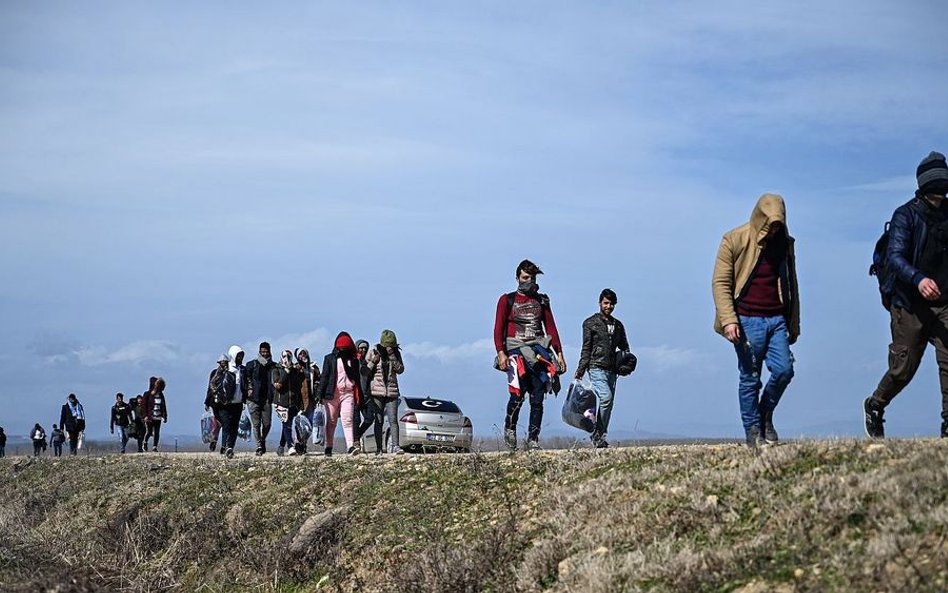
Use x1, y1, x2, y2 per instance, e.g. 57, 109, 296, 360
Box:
869, 222, 892, 311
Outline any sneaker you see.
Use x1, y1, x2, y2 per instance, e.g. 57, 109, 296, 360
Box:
864, 398, 885, 438
324, 447, 333, 457
348, 444, 362, 456
525, 439, 541, 451
277, 446, 285, 457
255, 447, 264, 457
143, 443, 149, 452
761, 411, 779, 444
287, 447, 298, 456
225, 447, 234, 459
391, 446, 405, 455
940, 417, 947, 438
152, 445, 159, 453
503, 428, 518, 451
744, 426, 763, 449
219, 446, 227, 456
209, 442, 216, 452
594, 438, 609, 449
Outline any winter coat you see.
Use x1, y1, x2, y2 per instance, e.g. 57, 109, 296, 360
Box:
315, 353, 364, 403
886, 196, 944, 312
576, 313, 630, 376
245, 357, 276, 405
366, 345, 404, 400
60, 403, 85, 434
271, 365, 304, 409
31, 426, 46, 442
712, 193, 800, 342
110, 402, 131, 430
144, 391, 168, 422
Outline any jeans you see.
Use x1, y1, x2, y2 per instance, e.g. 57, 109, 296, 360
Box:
53, 444, 62, 457
588, 368, 618, 438
734, 315, 794, 431
505, 371, 547, 441
116, 426, 129, 453
218, 403, 242, 452
871, 303, 948, 419
247, 401, 272, 451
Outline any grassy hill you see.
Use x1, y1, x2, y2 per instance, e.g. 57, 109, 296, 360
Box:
1, 439, 945, 592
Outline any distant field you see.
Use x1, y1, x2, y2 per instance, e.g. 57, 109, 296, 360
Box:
1, 439, 945, 592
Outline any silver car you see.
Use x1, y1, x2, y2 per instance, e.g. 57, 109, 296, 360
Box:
360, 396, 474, 453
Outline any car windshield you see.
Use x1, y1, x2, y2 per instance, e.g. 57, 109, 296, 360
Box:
404, 397, 461, 413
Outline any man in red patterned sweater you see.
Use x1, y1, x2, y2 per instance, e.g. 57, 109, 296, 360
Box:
494, 259, 566, 450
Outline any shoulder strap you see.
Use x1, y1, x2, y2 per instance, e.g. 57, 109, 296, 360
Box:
505, 292, 516, 319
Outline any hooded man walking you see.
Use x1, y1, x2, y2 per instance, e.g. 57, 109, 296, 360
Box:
865, 151, 948, 439
220, 345, 248, 458
712, 194, 800, 448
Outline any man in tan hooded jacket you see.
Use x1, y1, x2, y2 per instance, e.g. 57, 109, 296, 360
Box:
712, 194, 800, 448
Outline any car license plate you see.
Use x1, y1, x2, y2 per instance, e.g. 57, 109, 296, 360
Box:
426, 434, 455, 442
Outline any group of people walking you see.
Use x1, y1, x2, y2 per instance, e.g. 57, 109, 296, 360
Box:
495, 151, 948, 449
203, 330, 406, 459
3, 151, 946, 458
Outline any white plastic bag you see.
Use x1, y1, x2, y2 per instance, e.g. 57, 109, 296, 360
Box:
310, 404, 325, 446
561, 379, 597, 433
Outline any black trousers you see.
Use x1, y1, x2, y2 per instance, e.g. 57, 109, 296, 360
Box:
218, 404, 243, 452
145, 420, 162, 448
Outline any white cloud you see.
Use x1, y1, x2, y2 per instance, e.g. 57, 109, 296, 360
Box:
841, 176, 916, 193
75, 340, 181, 366
402, 338, 495, 363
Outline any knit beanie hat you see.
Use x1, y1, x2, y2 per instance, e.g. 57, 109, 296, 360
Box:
380, 329, 398, 349
355, 339, 370, 350
917, 151, 948, 195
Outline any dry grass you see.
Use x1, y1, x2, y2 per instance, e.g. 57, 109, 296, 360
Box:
0, 439, 945, 592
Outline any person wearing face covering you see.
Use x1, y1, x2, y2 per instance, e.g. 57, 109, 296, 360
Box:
365, 330, 406, 454
353, 339, 378, 449
315, 332, 365, 456
220, 345, 248, 458
245, 342, 276, 456
493, 259, 566, 451
712, 194, 799, 449
296, 348, 319, 453
271, 349, 304, 456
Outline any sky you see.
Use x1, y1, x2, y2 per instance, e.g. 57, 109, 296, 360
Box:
1, 1, 947, 443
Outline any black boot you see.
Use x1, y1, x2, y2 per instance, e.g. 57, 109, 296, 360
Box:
761, 410, 778, 444
864, 398, 885, 438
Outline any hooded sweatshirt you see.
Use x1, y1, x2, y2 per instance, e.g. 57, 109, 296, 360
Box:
224, 345, 248, 404
712, 193, 800, 340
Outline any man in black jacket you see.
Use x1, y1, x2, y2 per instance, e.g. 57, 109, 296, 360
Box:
245, 342, 275, 456
575, 289, 630, 448
110, 393, 132, 453
866, 151, 948, 438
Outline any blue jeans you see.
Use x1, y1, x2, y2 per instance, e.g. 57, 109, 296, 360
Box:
117, 426, 129, 453
588, 368, 618, 438
734, 315, 794, 431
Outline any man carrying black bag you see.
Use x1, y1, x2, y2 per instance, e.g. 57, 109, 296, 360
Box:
575, 289, 631, 448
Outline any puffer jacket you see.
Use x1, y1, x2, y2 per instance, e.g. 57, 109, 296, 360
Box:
366, 345, 404, 400
712, 193, 800, 342
886, 196, 940, 312
576, 313, 630, 376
